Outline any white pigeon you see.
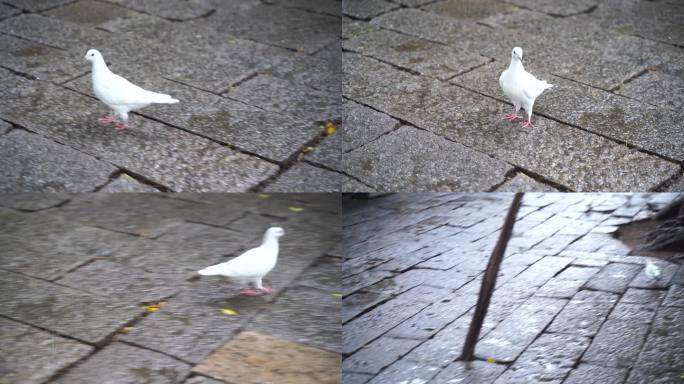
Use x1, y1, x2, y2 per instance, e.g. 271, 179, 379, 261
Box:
644, 260, 661, 280
84, 49, 179, 132
197, 227, 284, 296
499, 47, 553, 129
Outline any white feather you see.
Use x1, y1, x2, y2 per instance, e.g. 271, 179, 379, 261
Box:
645, 260, 661, 280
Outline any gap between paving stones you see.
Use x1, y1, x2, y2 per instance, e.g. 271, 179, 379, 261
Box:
340, 94, 563, 192
2, 119, 169, 192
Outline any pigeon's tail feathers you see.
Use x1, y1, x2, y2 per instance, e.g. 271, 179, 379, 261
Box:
144, 90, 179, 104
542, 81, 553, 90
197, 263, 233, 276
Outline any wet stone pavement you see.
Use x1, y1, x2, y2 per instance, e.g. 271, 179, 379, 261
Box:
0, 193, 342, 384
0, 0, 342, 192
342, 192, 684, 384
342, 0, 684, 192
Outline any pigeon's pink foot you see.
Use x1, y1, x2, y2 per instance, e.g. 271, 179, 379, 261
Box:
520, 120, 534, 129
261, 286, 273, 294
115, 123, 128, 131
240, 288, 261, 296
503, 113, 521, 121
99, 115, 116, 124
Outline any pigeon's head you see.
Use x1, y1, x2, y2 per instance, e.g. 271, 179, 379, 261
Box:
265, 227, 285, 238
84, 49, 102, 63
511, 47, 523, 61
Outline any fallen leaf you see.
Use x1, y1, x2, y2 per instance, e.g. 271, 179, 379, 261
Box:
331, 293, 343, 299
288, 206, 304, 212
222, 308, 239, 316
486, 357, 497, 364
302, 146, 314, 154
258, 193, 270, 199
120, 327, 133, 334
144, 305, 161, 312
325, 121, 338, 136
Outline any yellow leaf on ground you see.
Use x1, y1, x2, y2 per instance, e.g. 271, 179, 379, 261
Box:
331, 293, 343, 299
258, 193, 270, 199
486, 357, 497, 363
222, 308, 239, 316
144, 305, 161, 312
120, 327, 133, 334
302, 146, 314, 154
288, 206, 304, 212
324, 121, 338, 136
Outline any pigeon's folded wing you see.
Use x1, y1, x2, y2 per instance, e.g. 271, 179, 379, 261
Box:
99, 73, 175, 106
521, 72, 552, 100
213, 247, 268, 277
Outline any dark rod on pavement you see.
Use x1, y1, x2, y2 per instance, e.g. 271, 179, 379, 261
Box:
459, 192, 524, 362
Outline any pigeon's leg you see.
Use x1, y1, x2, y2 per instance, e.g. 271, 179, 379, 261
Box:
240, 278, 265, 296
255, 277, 273, 294
520, 104, 535, 128
115, 111, 129, 131
503, 103, 522, 121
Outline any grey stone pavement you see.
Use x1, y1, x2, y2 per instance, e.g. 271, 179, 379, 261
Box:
0, 0, 342, 192
0, 193, 341, 384
342, 192, 684, 384
342, 0, 684, 192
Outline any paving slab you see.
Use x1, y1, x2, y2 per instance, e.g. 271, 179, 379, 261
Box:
367, 359, 441, 384
495, 173, 558, 192
1, 0, 74, 12
564, 364, 629, 384
0, 129, 115, 192
616, 70, 684, 110
0, 33, 86, 83
57, 259, 181, 303
429, 361, 507, 384
343, 336, 421, 374
505, 0, 598, 17
206, 2, 338, 53
43, 0, 133, 27
343, 0, 399, 20
584, 262, 643, 293
547, 290, 618, 337
344, 125, 513, 191
343, 298, 429, 354
99, 173, 160, 192
493, 333, 590, 384
54, 342, 192, 384
0, 269, 141, 344
248, 286, 341, 353
476, 297, 568, 362
341, 99, 399, 152
0, 316, 94, 384
344, 53, 677, 191
343, 28, 490, 80
0, 71, 278, 191
226, 74, 340, 122
108, 0, 214, 21
0, 213, 139, 280
264, 163, 344, 192
583, 319, 650, 368
626, 306, 684, 384
192, 331, 341, 384
0, 3, 20, 20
